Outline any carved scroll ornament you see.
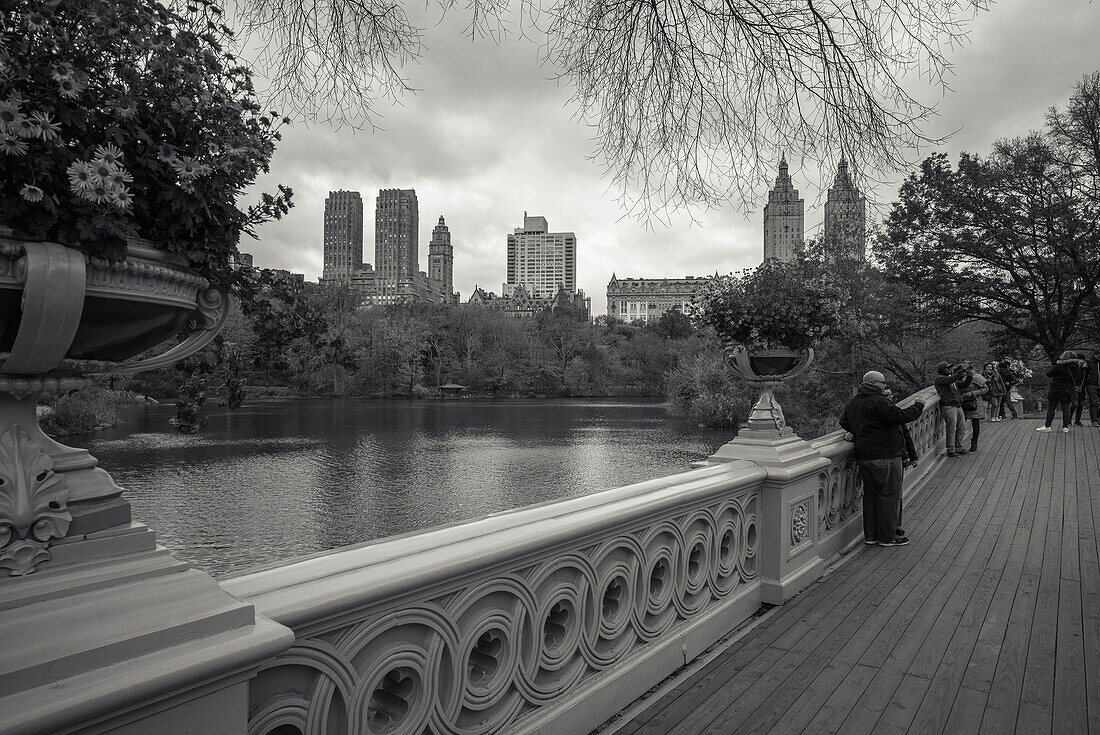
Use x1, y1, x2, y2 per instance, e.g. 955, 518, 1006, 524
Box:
0, 427, 71, 576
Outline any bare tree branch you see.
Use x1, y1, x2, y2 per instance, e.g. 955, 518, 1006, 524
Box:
222, 0, 990, 212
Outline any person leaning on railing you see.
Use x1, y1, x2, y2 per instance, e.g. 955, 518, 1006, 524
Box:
839, 371, 925, 548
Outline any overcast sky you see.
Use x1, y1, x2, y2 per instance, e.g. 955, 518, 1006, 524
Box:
242, 0, 1100, 314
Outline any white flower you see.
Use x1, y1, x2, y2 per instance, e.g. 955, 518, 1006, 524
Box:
0, 135, 28, 156
67, 160, 95, 190
19, 183, 44, 202
172, 157, 208, 180
49, 63, 73, 82
93, 143, 124, 166
58, 76, 87, 99
24, 11, 47, 32
90, 160, 119, 183
83, 182, 111, 204
108, 185, 133, 209
106, 168, 133, 188
0, 108, 24, 134
29, 111, 61, 141
12, 115, 36, 138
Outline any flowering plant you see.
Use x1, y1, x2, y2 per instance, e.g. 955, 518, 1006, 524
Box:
0, 0, 291, 284
691, 257, 846, 351
1003, 358, 1034, 380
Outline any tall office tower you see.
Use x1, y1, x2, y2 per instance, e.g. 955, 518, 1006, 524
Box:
428, 215, 455, 305
762, 155, 805, 262
506, 214, 576, 300
375, 188, 419, 302
322, 190, 363, 283
823, 156, 867, 261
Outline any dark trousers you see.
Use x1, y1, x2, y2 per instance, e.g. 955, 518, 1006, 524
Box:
1089, 385, 1100, 422
970, 418, 980, 448
998, 394, 1018, 418
1045, 393, 1073, 428
857, 457, 903, 542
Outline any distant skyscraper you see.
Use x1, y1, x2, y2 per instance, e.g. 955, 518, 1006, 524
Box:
375, 188, 419, 302
824, 156, 867, 260
428, 215, 455, 304
322, 190, 363, 283
506, 214, 576, 300
762, 155, 805, 262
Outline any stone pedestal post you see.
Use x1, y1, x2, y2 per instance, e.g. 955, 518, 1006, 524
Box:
709, 428, 831, 604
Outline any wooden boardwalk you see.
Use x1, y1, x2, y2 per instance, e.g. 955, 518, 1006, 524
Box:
605, 418, 1100, 735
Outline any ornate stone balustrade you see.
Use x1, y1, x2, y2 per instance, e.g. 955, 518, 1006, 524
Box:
225, 387, 947, 735
225, 461, 768, 735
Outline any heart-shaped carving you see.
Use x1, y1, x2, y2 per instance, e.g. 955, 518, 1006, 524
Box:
468, 630, 503, 683
544, 601, 570, 648
721, 529, 735, 563
689, 543, 705, 579
649, 560, 668, 598
368, 668, 415, 732
602, 577, 624, 620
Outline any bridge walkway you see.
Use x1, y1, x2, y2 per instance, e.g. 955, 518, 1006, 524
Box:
603, 418, 1100, 735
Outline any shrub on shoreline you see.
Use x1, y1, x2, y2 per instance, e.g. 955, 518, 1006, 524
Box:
39, 386, 149, 437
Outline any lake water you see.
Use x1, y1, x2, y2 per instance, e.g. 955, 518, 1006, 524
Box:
83, 399, 731, 578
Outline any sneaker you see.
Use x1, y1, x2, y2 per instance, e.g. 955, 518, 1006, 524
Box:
955, 447, 967, 454
864, 539, 878, 545
946, 451, 958, 457
902, 459, 916, 469
969, 446, 978, 453
879, 537, 910, 547
1036, 426, 1052, 432
1074, 421, 1083, 426
1062, 427, 1070, 433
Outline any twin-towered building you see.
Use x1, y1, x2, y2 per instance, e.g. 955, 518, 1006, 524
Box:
763, 155, 867, 262
321, 188, 456, 305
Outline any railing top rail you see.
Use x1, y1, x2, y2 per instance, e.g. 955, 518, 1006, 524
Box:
224, 459, 766, 627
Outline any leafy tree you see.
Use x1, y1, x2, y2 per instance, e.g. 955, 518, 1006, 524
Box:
879, 75, 1100, 363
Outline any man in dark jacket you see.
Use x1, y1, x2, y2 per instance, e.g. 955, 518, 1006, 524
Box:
840, 371, 925, 547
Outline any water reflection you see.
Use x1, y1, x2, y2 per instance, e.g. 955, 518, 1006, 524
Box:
84, 399, 729, 577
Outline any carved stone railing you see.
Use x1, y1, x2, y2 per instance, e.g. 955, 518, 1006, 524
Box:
225, 461, 768, 735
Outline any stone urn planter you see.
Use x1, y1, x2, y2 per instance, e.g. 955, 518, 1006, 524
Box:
0, 235, 227, 575
723, 344, 815, 436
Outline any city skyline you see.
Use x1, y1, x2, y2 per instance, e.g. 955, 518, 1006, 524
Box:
242, 0, 1099, 314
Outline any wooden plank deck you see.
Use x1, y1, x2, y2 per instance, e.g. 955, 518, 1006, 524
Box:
604, 417, 1100, 735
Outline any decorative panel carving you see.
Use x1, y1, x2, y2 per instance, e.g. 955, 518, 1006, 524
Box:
246, 488, 759, 735
790, 503, 809, 547
816, 454, 861, 540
